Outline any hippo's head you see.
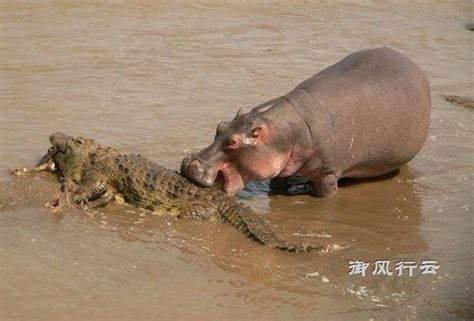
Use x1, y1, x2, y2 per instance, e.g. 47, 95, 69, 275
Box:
38, 132, 98, 182
181, 108, 292, 195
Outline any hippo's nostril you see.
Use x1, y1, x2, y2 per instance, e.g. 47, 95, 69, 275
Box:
181, 154, 217, 188
181, 154, 205, 177
190, 159, 201, 167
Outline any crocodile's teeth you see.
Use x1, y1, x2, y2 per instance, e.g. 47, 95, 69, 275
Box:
48, 160, 55, 171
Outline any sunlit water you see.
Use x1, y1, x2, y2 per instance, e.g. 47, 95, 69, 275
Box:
1, 1, 473, 320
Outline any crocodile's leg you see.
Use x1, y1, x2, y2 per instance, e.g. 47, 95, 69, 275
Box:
45, 178, 81, 212
45, 191, 73, 213
72, 170, 109, 206
61, 178, 79, 193
45, 182, 112, 212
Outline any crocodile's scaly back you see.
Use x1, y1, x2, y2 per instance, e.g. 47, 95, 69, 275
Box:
14, 132, 321, 252
109, 154, 320, 251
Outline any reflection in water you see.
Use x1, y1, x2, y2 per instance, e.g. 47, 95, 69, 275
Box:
1, 1, 473, 320
261, 167, 427, 255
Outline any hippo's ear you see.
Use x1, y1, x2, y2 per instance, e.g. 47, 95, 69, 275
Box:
234, 107, 245, 119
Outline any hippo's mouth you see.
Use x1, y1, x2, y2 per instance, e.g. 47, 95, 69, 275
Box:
181, 154, 245, 196
216, 164, 245, 196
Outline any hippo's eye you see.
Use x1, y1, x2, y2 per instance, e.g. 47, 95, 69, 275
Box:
250, 127, 262, 139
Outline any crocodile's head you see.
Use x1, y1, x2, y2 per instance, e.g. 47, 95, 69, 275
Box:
38, 132, 98, 182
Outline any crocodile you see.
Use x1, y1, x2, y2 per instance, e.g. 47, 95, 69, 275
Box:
445, 95, 474, 109
12, 132, 320, 252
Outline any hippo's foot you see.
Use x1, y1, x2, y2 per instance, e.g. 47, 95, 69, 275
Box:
312, 174, 338, 198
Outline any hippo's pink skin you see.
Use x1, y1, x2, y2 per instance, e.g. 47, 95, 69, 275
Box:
181, 47, 431, 197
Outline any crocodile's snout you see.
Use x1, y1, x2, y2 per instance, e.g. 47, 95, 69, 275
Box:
49, 132, 68, 143
48, 132, 70, 152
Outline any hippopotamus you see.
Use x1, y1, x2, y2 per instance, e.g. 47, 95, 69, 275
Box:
181, 47, 431, 197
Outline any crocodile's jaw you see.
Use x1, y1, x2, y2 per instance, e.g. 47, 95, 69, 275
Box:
37, 146, 57, 167
30, 146, 58, 173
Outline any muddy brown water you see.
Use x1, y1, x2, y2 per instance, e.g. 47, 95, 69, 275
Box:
0, 1, 473, 320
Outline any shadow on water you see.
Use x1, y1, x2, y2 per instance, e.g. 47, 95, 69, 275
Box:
264, 168, 402, 197
239, 166, 426, 255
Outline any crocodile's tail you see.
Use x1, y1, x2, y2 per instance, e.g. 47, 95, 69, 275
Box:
217, 200, 323, 252
445, 95, 474, 109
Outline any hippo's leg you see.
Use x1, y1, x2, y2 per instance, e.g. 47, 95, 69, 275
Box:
311, 173, 338, 198
268, 177, 291, 193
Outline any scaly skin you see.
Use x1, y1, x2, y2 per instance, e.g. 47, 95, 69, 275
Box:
12, 132, 320, 252
445, 95, 474, 109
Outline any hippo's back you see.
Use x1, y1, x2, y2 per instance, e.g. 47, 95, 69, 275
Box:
286, 47, 431, 178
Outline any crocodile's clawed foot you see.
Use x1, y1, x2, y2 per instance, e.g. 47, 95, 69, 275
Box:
86, 194, 115, 209
44, 191, 111, 212
45, 192, 73, 213
71, 193, 90, 210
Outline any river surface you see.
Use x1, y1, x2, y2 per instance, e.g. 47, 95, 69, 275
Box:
0, 1, 473, 320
